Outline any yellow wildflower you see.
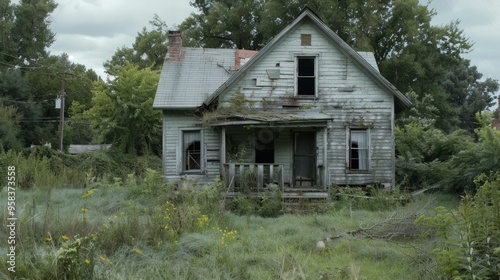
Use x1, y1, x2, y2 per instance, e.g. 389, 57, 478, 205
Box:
134, 248, 142, 255
84, 259, 90, 264
81, 207, 88, 212
61, 235, 69, 241
80, 188, 96, 199
45, 237, 52, 242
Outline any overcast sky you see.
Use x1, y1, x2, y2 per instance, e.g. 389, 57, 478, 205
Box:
47, 0, 500, 106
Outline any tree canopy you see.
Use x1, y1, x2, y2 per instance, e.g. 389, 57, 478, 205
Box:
81, 62, 161, 155
0, 0, 98, 149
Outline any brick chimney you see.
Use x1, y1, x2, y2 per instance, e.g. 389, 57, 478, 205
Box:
167, 31, 182, 61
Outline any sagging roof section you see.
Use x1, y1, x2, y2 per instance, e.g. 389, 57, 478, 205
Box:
210, 111, 332, 127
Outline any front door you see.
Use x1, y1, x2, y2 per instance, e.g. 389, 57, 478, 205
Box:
293, 131, 316, 187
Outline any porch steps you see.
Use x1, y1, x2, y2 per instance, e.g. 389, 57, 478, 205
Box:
283, 187, 329, 199
223, 188, 330, 199
282, 192, 329, 199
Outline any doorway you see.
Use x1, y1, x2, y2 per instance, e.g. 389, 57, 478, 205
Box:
293, 131, 316, 186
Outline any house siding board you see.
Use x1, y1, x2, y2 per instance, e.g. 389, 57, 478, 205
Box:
163, 111, 220, 184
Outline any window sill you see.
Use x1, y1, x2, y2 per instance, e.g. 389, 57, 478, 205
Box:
345, 169, 371, 174
180, 170, 205, 175
295, 95, 318, 99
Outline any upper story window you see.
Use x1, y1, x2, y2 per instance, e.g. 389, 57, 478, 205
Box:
296, 56, 318, 96
183, 130, 202, 172
301, 34, 311, 46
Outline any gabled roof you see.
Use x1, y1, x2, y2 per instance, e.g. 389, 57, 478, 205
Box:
203, 6, 412, 111
153, 48, 237, 109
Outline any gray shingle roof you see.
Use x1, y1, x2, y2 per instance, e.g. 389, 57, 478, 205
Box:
153, 48, 236, 109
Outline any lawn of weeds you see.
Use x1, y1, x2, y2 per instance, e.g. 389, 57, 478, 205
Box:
0, 170, 461, 280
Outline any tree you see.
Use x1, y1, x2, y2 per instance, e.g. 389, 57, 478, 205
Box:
14, 53, 99, 147
83, 62, 161, 155
104, 15, 169, 73
0, 68, 42, 147
10, 0, 57, 65
441, 59, 499, 133
0, 104, 21, 150
446, 112, 500, 192
180, 0, 265, 49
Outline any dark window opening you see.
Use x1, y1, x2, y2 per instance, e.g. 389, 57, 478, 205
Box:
183, 131, 201, 171
186, 142, 201, 170
255, 129, 275, 163
297, 58, 315, 96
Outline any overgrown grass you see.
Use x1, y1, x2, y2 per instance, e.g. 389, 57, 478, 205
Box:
0, 175, 461, 279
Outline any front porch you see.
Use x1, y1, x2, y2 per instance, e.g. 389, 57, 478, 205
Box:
222, 163, 329, 199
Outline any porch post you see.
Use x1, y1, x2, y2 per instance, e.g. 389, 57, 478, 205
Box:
220, 127, 226, 172
323, 127, 328, 190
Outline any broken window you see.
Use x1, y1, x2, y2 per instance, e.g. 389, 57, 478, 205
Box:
183, 130, 201, 171
297, 57, 316, 96
350, 130, 369, 170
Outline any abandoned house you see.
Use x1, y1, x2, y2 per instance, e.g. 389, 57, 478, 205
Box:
153, 7, 412, 197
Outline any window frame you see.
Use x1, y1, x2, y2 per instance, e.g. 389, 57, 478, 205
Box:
181, 129, 204, 173
295, 54, 319, 97
347, 128, 370, 172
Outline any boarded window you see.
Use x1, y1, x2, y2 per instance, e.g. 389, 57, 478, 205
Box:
301, 34, 311, 46
350, 130, 369, 170
183, 130, 201, 171
297, 57, 316, 96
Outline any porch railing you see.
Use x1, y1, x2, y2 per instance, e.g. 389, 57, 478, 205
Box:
223, 163, 284, 191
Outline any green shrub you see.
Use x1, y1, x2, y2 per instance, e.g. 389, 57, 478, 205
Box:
227, 190, 282, 217
415, 173, 500, 279
333, 186, 407, 211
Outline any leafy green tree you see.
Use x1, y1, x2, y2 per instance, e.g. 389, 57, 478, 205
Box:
0, 0, 16, 63
83, 62, 161, 155
17, 53, 98, 147
397, 91, 439, 128
441, 59, 499, 133
104, 15, 169, 73
10, 0, 57, 65
0, 104, 21, 150
446, 112, 500, 192
181, 0, 265, 49
395, 123, 471, 190
0, 68, 42, 147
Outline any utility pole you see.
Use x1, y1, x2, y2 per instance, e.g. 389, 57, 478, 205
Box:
59, 71, 66, 152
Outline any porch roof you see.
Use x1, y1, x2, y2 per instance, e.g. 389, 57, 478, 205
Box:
210, 110, 332, 127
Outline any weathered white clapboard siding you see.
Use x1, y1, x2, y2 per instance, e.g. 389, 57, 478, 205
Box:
163, 111, 220, 184
215, 21, 396, 186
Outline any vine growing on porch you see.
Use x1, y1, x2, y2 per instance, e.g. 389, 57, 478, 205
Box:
200, 89, 252, 126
